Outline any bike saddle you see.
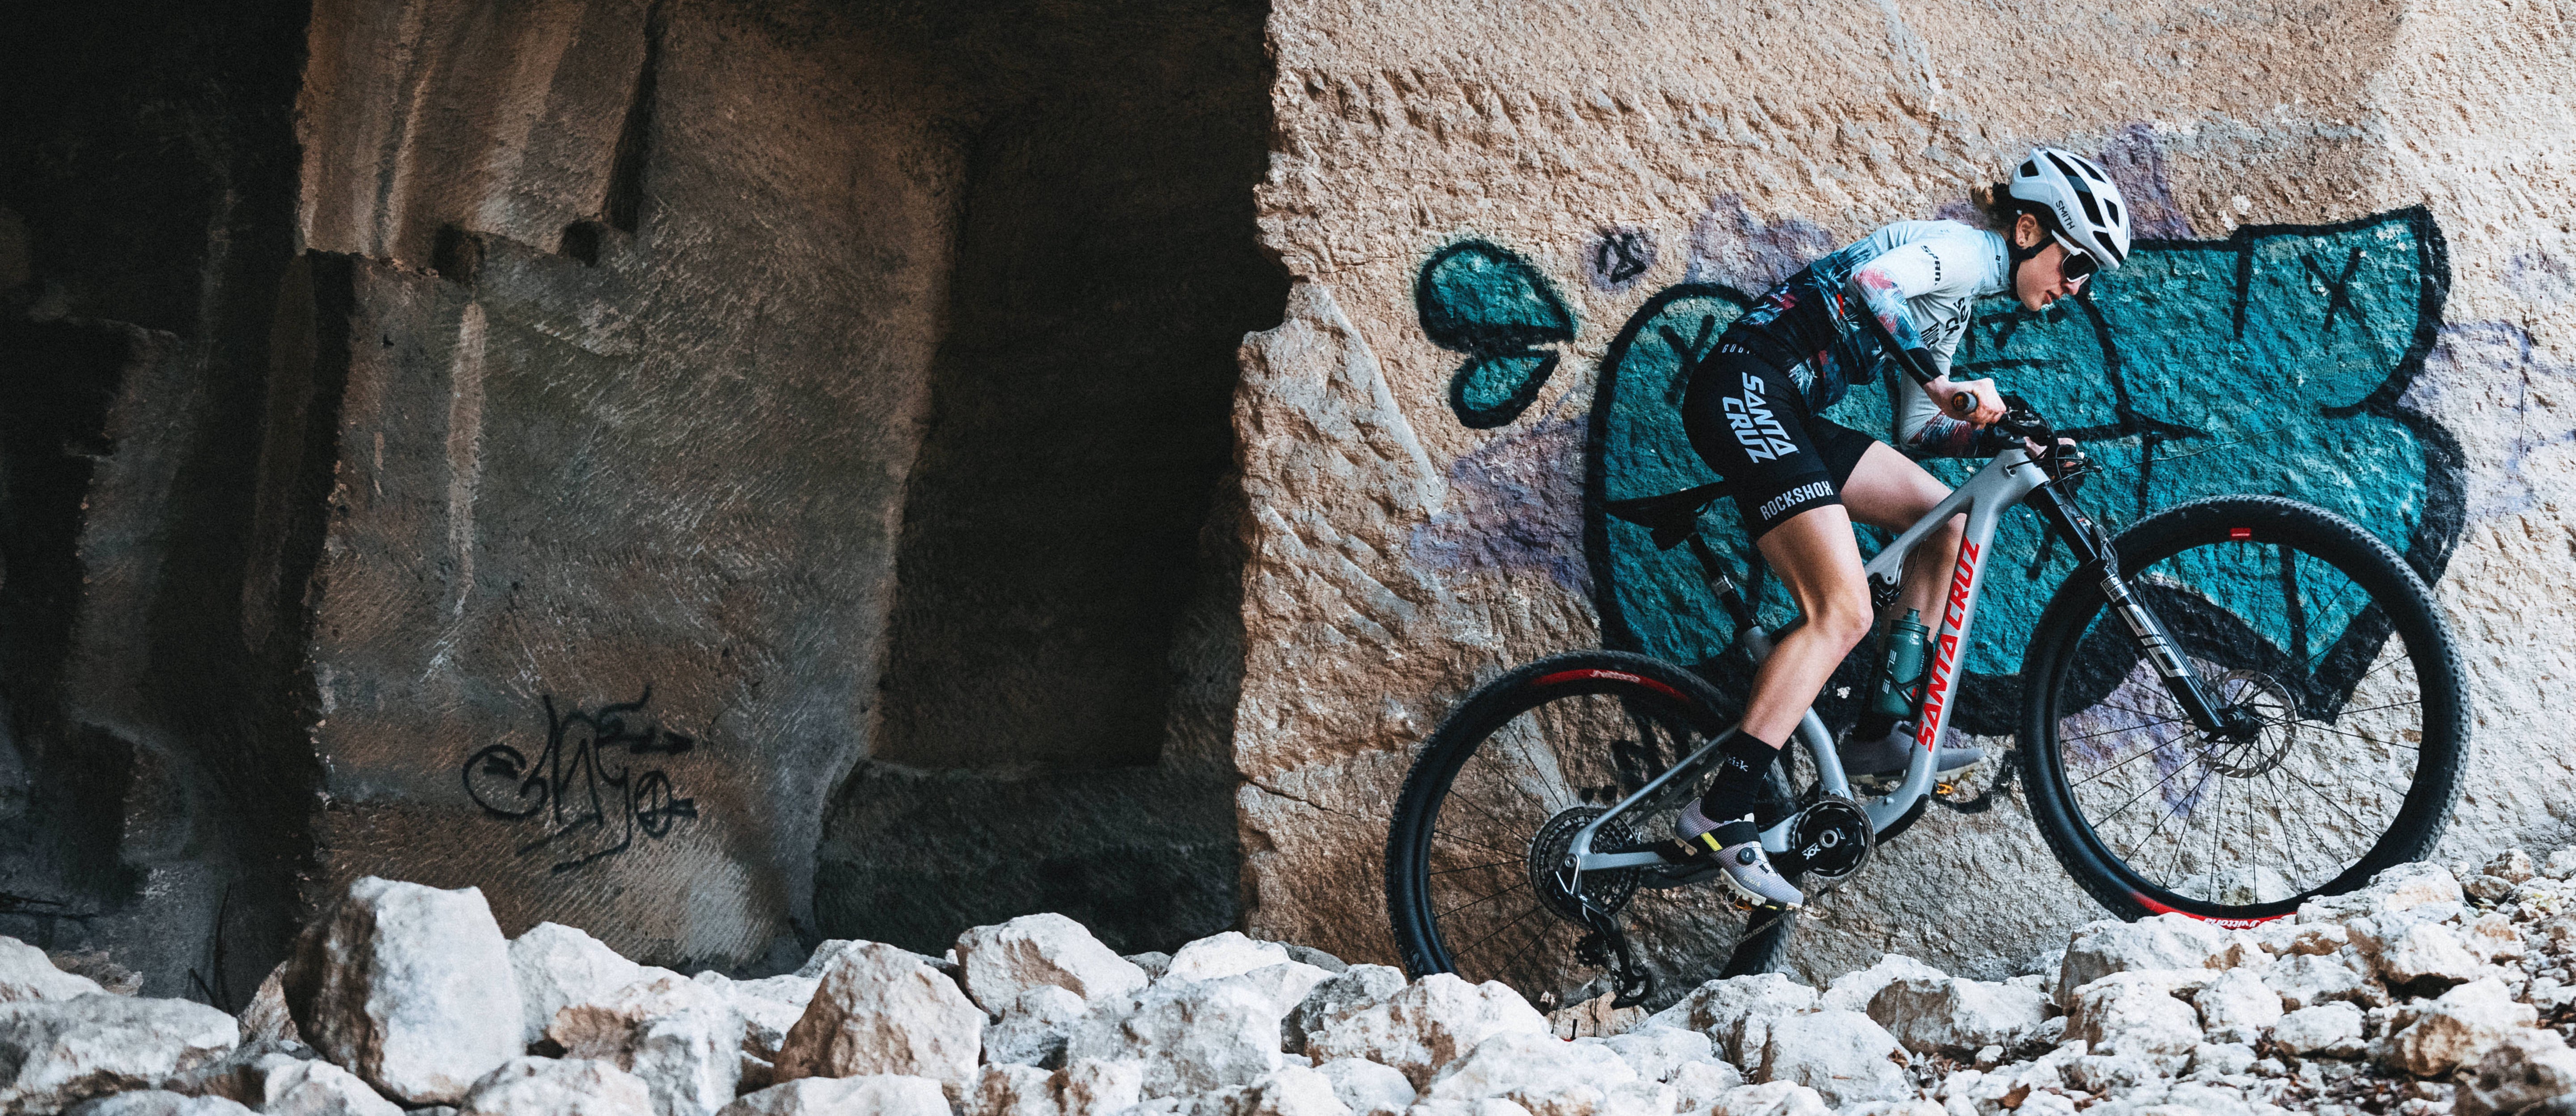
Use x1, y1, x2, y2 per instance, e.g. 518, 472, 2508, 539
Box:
1603, 482, 1735, 551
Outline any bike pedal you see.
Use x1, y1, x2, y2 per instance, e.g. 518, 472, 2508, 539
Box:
1937, 781, 1957, 795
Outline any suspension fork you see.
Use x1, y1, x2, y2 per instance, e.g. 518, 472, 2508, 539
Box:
2025, 484, 2241, 736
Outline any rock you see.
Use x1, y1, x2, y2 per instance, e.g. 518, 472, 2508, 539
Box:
691, 973, 818, 1062
2457, 1029, 2576, 1116
2283, 925, 2350, 956
1284, 947, 1350, 975
1667, 1060, 1743, 1112
0, 993, 241, 1112
1544, 995, 1647, 1042
2385, 978, 2538, 1078
1752, 1010, 1908, 1108
1583, 1025, 1713, 1082
2189, 968, 2282, 1044
1819, 955, 1946, 1012
2464, 914, 2527, 964
1286, 966, 1407, 1054
2186, 1042, 2256, 1080
1644, 974, 1819, 1066
549, 973, 745, 1116
2301, 862, 2465, 925
2269, 1002, 2365, 1058
1707, 1081, 1828, 1116
1831, 1103, 1940, 1116
1059, 1057, 1146, 1116
1316, 1058, 1415, 1116
509, 924, 645, 1048
988, 985, 1090, 1068
2466, 874, 2520, 903
2545, 850, 2576, 882
2063, 972, 2207, 1060
774, 941, 983, 1094
457, 1057, 653, 1116
970, 1064, 1062, 1116
2485, 850, 2536, 884
1169, 934, 1296, 982
2212, 934, 2273, 973
1227, 963, 1341, 1021
1421, 1031, 1636, 1116
1866, 975, 2052, 1057
1307, 973, 1549, 1089
2063, 1052, 2159, 1094
956, 917, 1150, 1012
2262, 951, 2382, 1011
1125, 955, 1174, 982
722, 1076, 953, 1116
1066, 968, 1285, 1097
1240, 1065, 1357, 1116
2349, 915, 2487, 995
2056, 917, 2226, 1001
62, 1092, 255, 1116
799, 943, 954, 982
283, 878, 522, 1105
239, 964, 304, 1048
0, 938, 106, 1004
262, 1058, 404, 1116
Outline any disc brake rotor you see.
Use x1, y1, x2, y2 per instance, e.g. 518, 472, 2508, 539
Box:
2202, 668, 2299, 777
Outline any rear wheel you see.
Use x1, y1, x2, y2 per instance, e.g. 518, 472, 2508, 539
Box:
1385, 651, 1794, 1010
2021, 496, 2467, 923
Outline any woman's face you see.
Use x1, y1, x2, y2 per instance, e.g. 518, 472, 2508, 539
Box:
2011, 213, 2089, 311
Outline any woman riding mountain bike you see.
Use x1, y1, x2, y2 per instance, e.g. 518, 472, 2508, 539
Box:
1671, 148, 2137, 911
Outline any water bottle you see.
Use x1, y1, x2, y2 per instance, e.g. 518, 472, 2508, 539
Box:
1871, 610, 1930, 721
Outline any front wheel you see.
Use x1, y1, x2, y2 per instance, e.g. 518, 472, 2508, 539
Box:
2021, 496, 2468, 924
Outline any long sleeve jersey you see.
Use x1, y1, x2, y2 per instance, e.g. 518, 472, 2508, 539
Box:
1726, 220, 2012, 456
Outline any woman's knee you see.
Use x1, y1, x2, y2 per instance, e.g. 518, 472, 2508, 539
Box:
1811, 581, 1876, 649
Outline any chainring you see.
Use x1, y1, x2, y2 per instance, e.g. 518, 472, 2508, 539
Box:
1529, 806, 1642, 925
1786, 793, 1874, 883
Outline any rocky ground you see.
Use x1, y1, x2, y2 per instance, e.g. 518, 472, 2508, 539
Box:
12, 849, 2576, 1116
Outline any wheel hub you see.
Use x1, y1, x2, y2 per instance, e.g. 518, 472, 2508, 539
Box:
1529, 806, 1640, 925
2201, 669, 2298, 777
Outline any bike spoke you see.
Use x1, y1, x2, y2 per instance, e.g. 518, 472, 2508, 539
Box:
1434, 879, 1529, 922
1432, 827, 1525, 861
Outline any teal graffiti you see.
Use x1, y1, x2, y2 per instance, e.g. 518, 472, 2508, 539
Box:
1416, 242, 1577, 428
1583, 208, 2461, 733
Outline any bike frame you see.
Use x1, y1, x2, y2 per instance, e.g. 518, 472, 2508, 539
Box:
1563, 440, 2230, 879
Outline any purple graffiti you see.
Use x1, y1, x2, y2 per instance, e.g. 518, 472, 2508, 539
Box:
1685, 195, 1839, 290
1410, 414, 1590, 592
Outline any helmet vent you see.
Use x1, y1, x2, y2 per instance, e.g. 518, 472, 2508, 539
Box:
2021, 160, 2039, 178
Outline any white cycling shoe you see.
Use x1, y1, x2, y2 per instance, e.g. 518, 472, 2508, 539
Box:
1670, 800, 1804, 909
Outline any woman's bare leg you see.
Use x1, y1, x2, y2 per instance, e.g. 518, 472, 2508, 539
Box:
1738, 504, 1877, 747
1838, 442, 1963, 629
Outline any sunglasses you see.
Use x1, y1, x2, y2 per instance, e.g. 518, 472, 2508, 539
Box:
2049, 231, 2099, 285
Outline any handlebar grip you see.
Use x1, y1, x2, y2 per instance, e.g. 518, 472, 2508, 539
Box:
1950, 390, 1977, 418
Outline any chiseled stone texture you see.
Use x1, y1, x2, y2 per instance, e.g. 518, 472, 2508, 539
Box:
1235, 0, 2576, 983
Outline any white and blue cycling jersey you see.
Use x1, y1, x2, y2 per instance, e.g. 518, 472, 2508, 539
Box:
1726, 220, 2012, 457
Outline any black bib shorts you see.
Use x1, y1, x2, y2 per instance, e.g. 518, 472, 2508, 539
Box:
1680, 341, 1877, 539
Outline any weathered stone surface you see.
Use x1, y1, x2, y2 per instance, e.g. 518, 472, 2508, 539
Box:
2262, 951, 2382, 1012
2457, 1030, 2576, 1116
1058, 1058, 1146, 1116
2057, 918, 2226, 1001
550, 974, 745, 1116
2189, 968, 2283, 1043
1241, 1065, 1360, 1116
1228, 964, 1342, 1023
2269, 1002, 2365, 1058
774, 942, 982, 1093
510, 924, 645, 1048
970, 1065, 1062, 1116
2347, 915, 2488, 994
1668, 1061, 1744, 1113
1820, 955, 1947, 1012
721, 1076, 953, 1116
1584, 1026, 1713, 1083
1169, 934, 1297, 983
1421, 1032, 1636, 1116
457, 1057, 653, 1116
62, 1093, 256, 1116
1307, 974, 1549, 1089
1065, 971, 1285, 1097
1867, 975, 2052, 1057
958, 917, 1152, 1012
0, 993, 241, 1112
1646, 974, 1820, 1067
1753, 1011, 1911, 1108
987, 985, 1089, 1068
1707, 1081, 1829, 1116
282, 878, 521, 1105
1287, 965, 1408, 1054
238, 965, 303, 1048
691, 972, 816, 1063
0, 938, 105, 1004
2063, 972, 2206, 1059
261, 1058, 404, 1116
2385, 978, 2539, 1078
1317, 1057, 1416, 1116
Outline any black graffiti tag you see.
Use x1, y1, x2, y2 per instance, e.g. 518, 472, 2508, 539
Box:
462, 687, 700, 873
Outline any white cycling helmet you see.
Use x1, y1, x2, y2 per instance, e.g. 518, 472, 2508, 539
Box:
2006, 147, 2133, 271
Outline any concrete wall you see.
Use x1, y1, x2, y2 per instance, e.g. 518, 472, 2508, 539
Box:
1232, 0, 2576, 987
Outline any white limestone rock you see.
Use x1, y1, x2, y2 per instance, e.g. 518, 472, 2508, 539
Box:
690, 972, 816, 1062
1752, 1010, 1911, 1109
2261, 951, 2383, 1012
1065, 972, 1286, 1097
1286, 966, 1407, 1054
2299, 862, 2465, 925
2347, 915, 2487, 994
775, 941, 982, 1093
1169, 934, 1296, 983
508, 924, 645, 1048
2457, 1029, 2576, 1116
1819, 955, 1945, 1012
262, 1058, 405, 1116
1306, 973, 1549, 1089
1059, 1057, 1147, 1116
2063, 971, 2207, 1060
2189, 968, 2283, 1044
2062, 1051, 2160, 1094
970, 1064, 1062, 1116
61, 1091, 254, 1116
2383, 978, 2538, 1078
282, 877, 522, 1105
1707, 1081, 1828, 1116
239, 964, 303, 1048
0, 993, 241, 1112
987, 985, 1090, 1068
1667, 1060, 1743, 1112
456, 1057, 653, 1116
2543, 849, 2576, 882
1421, 1031, 1636, 1116
1316, 1058, 1416, 1116
549, 973, 745, 1116
1583, 1025, 1713, 1082
1866, 975, 2053, 1057
2269, 1002, 2365, 1058
0, 938, 105, 1004
720, 1076, 953, 1116
2056, 917, 2226, 1002
1644, 974, 1819, 1067
1239, 1065, 1357, 1116
2463, 914, 2526, 964
956, 917, 1150, 1012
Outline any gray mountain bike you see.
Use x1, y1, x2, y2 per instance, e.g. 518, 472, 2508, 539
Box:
1384, 393, 2466, 1010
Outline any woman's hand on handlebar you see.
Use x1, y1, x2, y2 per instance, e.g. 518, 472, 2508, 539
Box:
1929, 374, 2005, 426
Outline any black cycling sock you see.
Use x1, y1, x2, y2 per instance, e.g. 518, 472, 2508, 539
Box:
1694, 731, 1784, 826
